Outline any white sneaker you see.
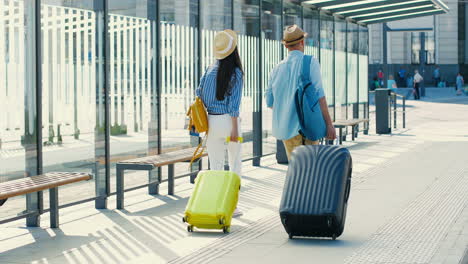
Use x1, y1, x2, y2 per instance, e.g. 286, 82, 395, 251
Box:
232, 208, 243, 218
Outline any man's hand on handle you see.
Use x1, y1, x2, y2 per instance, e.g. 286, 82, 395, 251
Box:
326, 124, 336, 140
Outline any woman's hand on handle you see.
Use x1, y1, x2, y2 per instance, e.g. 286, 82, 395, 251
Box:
230, 116, 239, 143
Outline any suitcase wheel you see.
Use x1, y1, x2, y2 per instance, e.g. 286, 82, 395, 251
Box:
219, 218, 225, 225
222, 226, 230, 234
182, 217, 186, 223
288, 233, 293, 239
187, 225, 194, 233
332, 234, 337, 241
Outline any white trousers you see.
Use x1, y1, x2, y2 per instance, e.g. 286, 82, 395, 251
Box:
206, 114, 242, 177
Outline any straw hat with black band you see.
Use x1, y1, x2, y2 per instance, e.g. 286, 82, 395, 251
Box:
282, 25, 308, 46
214, 29, 238, 60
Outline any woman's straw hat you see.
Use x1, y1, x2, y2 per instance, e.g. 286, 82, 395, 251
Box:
214, 29, 238, 60
282, 25, 308, 46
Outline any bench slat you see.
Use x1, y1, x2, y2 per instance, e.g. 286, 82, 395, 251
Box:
334, 118, 369, 126
120, 147, 207, 167
0, 172, 92, 200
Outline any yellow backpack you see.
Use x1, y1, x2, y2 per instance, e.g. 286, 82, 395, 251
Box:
186, 73, 209, 167
186, 96, 208, 134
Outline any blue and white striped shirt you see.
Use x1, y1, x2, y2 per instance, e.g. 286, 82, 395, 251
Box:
196, 62, 243, 117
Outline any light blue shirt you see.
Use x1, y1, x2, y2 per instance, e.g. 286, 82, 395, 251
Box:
266, 50, 325, 140
196, 62, 243, 117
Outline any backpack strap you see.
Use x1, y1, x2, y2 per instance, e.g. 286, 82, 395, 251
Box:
302, 55, 312, 85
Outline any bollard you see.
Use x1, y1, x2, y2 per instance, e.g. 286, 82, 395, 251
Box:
375, 88, 391, 134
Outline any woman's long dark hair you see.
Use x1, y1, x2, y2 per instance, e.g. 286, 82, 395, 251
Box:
216, 48, 243, 101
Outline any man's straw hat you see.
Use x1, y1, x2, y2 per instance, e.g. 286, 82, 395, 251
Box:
214, 29, 238, 60
282, 25, 308, 46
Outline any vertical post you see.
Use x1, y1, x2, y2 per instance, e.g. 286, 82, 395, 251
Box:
419, 31, 426, 97
148, 169, 159, 195
332, 16, 336, 121
190, 0, 202, 179
116, 166, 124, 209
403, 96, 406, 128
393, 94, 397, 128
26, 0, 42, 227
95, 0, 110, 209
168, 164, 175, 195
49, 187, 59, 228
147, 0, 161, 189
253, 0, 262, 167
356, 24, 360, 120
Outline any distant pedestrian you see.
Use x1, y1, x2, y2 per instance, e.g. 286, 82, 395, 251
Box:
456, 73, 464, 95
398, 68, 406, 87
433, 66, 441, 87
387, 74, 397, 92
371, 76, 380, 91
377, 69, 384, 87
413, 70, 423, 100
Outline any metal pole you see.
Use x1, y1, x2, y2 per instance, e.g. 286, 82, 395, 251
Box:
393, 94, 397, 128
403, 96, 406, 128
253, 0, 263, 167
26, 0, 43, 227
95, 0, 110, 209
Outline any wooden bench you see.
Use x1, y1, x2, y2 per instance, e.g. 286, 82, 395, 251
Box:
116, 147, 207, 209
0, 172, 92, 228
333, 118, 369, 144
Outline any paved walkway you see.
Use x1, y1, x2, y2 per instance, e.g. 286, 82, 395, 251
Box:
1, 89, 468, 264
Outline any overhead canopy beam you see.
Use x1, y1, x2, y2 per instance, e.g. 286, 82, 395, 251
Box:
362, 9, 445, 24
301, 0, 448, 25
354, 6, 436, 21
341, 1, 435, 17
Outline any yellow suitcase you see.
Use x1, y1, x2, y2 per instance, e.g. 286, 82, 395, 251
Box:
183, 170, 241, 233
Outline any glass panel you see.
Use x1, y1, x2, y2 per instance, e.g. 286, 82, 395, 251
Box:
320, 14, 334, 120
334, 17, 346, 122
234, 0, 260, 160
359, 25, 369, 119
261, 0, 282, 155
303, 7, 319, 58
425, 31, 435, 65
411, 32, 420, 64
201, 0, 232, 31
347, 22, 358, 119
359, 25, 369, 117
39, 1, 104, 207
108, 1, 158, 191
161, 0, 198, 151
0, 0, 38, 221
283, 0, 302, 27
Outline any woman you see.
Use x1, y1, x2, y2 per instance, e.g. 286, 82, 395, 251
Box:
196, 29, 243, 209
456, 73, 464, 95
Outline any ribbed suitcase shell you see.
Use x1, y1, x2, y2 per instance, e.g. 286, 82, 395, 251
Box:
184, 170, 240, 232
279, 145, 352, 239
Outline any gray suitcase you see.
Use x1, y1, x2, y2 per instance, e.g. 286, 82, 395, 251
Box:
279, 145, 352, 240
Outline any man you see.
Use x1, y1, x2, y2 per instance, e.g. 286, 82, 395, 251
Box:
413, 70, 423, 100
377, 69, 384, 87
266, 25, 336, 159
433, 66, 440, 87
398, 67, 406, 87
